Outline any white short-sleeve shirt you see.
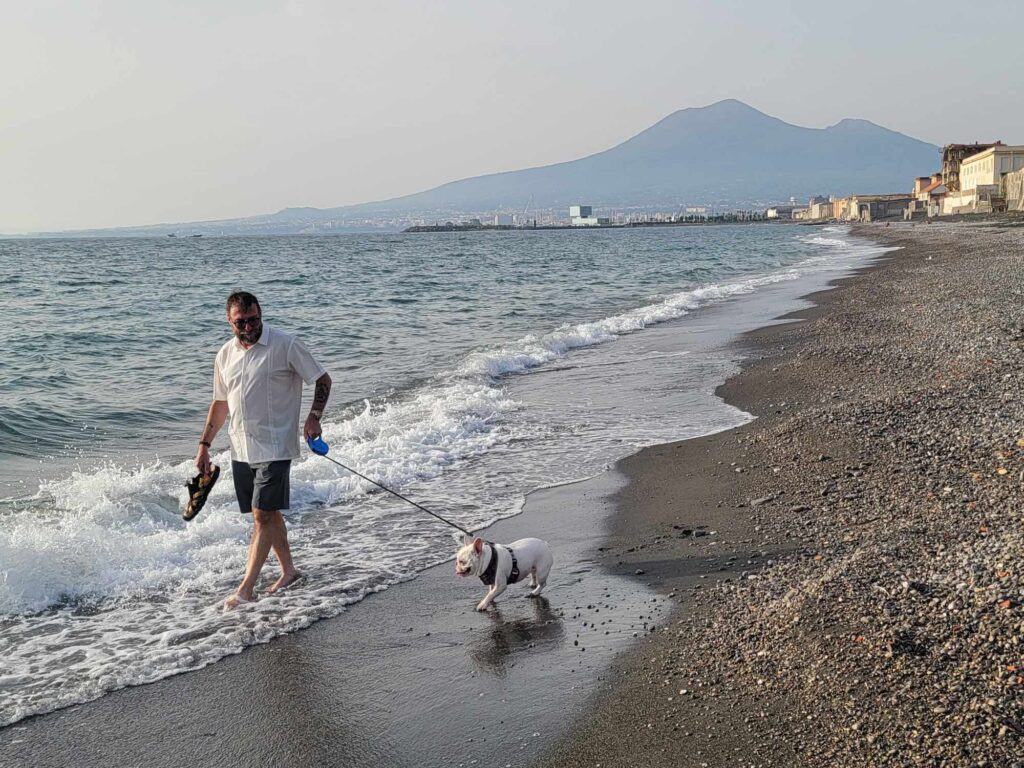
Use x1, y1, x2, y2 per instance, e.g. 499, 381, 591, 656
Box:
213, 324, 326, 464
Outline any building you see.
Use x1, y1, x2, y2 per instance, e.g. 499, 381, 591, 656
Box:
790, 195, 833, 221
766, 205, 797, 219
570, 204, 608, 226
846, 194, 913, 222
493, 213, 513, 226
959, 145, 1024, 191
809, 200, 833, 220
831, 197, 851, 221
1002, 168, 1024, 212
905, 174, 947, 219
941, 144, 1024, 215
941, 142, 1000, 192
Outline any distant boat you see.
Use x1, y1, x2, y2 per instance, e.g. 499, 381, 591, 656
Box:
167, 234, 177, 237
191, 234, 202, 237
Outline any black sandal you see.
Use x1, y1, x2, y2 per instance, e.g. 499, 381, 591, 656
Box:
183, 465, 220, 521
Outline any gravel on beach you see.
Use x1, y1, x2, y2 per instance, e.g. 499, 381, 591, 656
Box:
539, 222, 1024, 768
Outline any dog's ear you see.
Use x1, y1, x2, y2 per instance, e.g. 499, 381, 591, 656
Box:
460, 533, 473, 546
473, 537, 483, 554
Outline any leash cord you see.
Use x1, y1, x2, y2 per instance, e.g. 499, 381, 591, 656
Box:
313, 452, 472, 536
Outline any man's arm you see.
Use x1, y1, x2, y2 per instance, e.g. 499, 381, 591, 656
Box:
195, 400, 229, 474
303, 373, 332, 440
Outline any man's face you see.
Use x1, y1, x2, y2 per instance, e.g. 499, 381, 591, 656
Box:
227, 303, 262, 345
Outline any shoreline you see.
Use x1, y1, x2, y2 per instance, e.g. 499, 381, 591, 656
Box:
536, 230, 899, 768
540, 221, 1024, 766
0, 230, 877, 765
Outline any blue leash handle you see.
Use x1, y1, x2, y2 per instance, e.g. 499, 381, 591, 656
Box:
307, 435, 330, 456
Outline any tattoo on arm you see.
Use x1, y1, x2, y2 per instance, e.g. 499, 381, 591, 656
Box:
311, 376, 331, 414
200, 401, 227, 445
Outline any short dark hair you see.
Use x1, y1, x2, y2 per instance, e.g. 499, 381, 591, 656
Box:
226, 291, 261, 314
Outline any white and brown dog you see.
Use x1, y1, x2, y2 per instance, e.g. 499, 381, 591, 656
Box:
455, 535, 554, 611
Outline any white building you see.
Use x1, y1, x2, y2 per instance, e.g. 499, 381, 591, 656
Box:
809, 201, 832, 220
942, 144, 1024, 215
766, 205, 797, 219
570, 204, 605, 226
959, 145, 1024, 191
493, 213, 513, 226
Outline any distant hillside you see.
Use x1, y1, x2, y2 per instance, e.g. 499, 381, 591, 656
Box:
43, 99, 939, 236
345, 99, 938, 214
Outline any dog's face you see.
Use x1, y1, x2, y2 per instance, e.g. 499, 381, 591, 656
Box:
455, 536, 484, 577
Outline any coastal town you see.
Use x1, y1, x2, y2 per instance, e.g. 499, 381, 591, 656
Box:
405, 141, 1024, 233
781, 141, 1024, 222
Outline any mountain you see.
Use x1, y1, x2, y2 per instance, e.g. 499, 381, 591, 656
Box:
342, 99, 938, 215
41, 99, 940, 236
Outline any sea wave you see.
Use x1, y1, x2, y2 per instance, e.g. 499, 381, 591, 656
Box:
0, 267, 799, 617
457, 270, 802, 379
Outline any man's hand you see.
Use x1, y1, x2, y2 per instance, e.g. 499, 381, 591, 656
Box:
195, 444, 212, 475
303, 414, 322, 441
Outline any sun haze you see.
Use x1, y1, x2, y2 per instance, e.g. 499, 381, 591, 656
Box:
2, 0, 1022, 232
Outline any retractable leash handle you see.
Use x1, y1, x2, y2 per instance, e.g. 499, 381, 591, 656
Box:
307, 435, 330, 456
305, 436, 472, 536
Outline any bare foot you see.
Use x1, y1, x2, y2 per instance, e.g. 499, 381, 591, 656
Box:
267, 572, 304, 595
223, 592, 255, 611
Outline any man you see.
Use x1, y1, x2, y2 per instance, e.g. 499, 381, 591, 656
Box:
196, 291, 332, 610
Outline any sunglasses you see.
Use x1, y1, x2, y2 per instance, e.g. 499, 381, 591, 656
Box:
231, 316, 261, 329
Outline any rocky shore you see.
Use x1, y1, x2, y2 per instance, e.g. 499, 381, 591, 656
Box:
540, 222, 1024, 767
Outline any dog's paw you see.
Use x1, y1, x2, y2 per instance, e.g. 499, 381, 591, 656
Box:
475, 602, 489, 611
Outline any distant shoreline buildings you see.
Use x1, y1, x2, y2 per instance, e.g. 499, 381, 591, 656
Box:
780, 141, 1024, 223
428, 140, 1024, 233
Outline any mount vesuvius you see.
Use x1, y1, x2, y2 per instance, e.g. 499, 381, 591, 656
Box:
350, 98, 938, 214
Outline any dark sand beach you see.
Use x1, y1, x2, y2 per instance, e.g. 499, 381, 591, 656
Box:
540, 222, 1024, 767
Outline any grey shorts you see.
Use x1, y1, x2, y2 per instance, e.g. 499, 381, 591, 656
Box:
232, 459, 291, 513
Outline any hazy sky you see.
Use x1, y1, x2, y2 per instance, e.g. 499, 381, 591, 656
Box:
3, 0, 1023, 232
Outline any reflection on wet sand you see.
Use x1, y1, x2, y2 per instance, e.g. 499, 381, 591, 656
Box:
468, 598, 564, 675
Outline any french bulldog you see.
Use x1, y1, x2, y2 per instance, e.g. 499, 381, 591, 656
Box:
455, 535, 554, 611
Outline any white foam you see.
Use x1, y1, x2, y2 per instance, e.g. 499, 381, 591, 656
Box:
456, 270, 802, 379
802, 236, 850, 248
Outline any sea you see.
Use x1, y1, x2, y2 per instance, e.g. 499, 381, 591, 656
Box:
0, 223, 883, 726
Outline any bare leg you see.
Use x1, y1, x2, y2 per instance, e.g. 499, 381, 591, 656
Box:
232, 508, 294, 601
261, 510, 300, 593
